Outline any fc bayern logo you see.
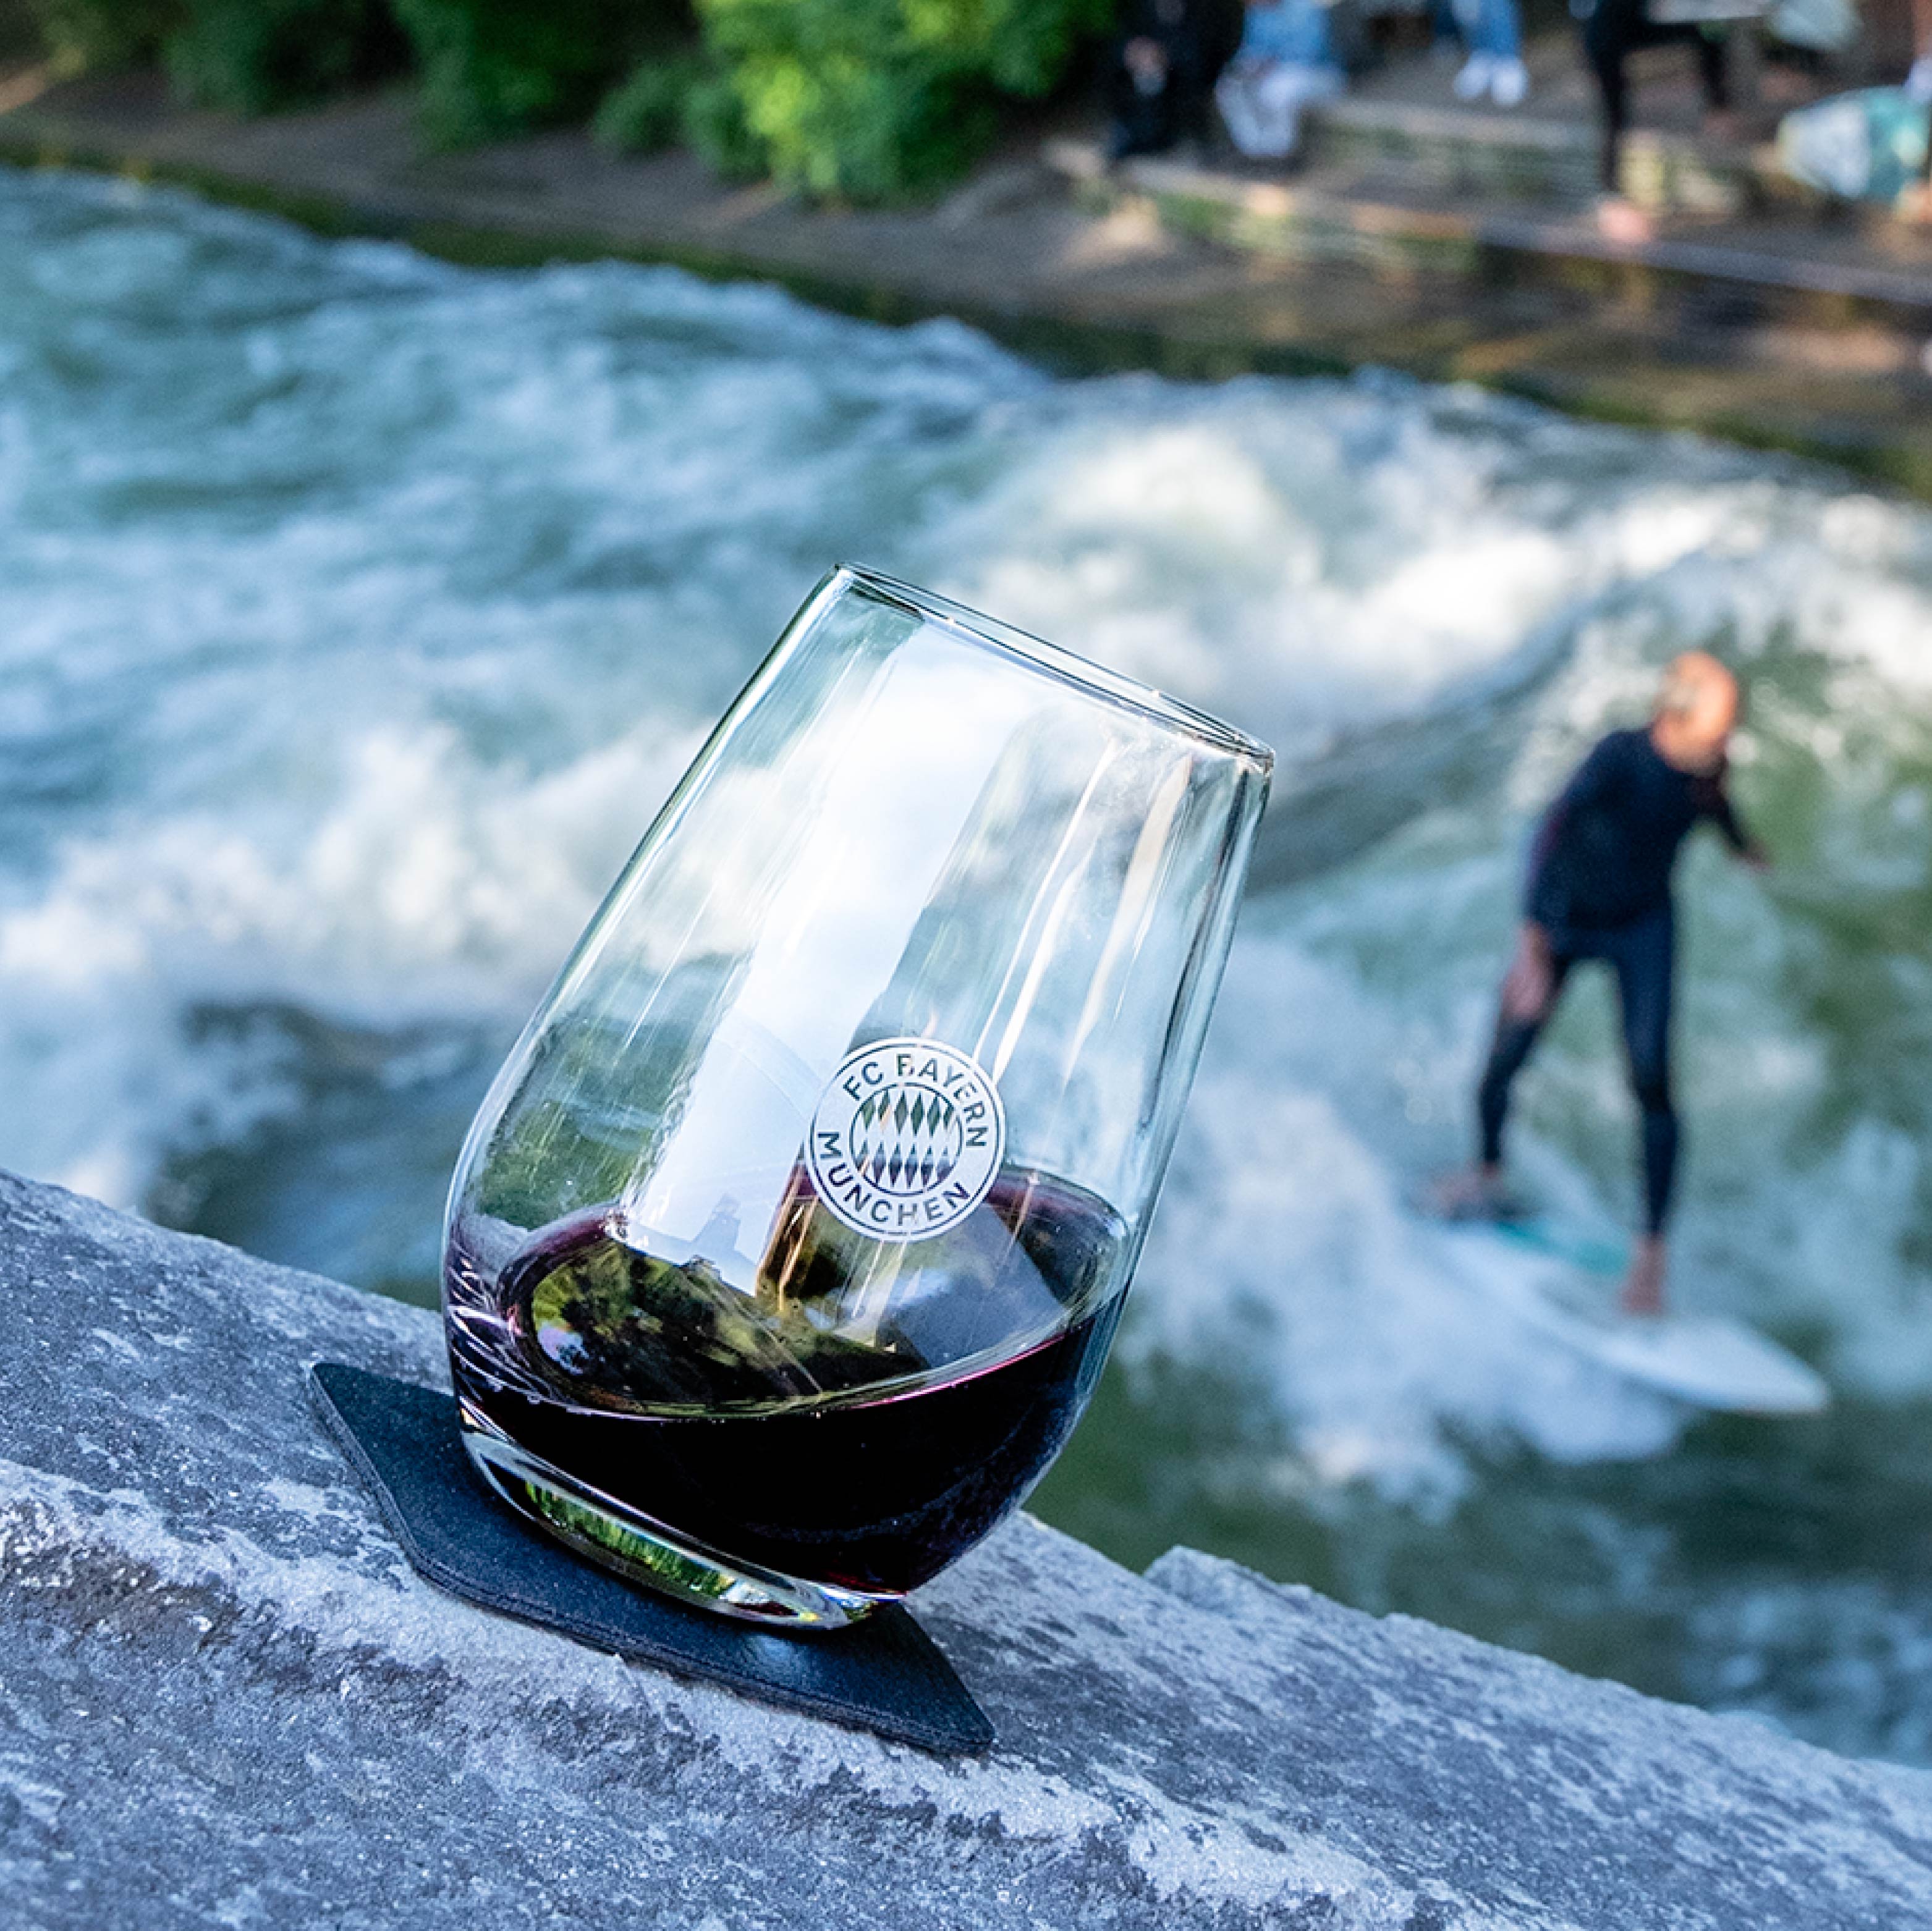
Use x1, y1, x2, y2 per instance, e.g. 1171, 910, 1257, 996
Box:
805, 1037, 1006, 1242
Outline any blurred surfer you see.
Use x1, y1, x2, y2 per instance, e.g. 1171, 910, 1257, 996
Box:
1442, 653, 1768, 1316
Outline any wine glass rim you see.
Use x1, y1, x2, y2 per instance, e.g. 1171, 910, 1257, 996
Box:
834, 564, 1274, 769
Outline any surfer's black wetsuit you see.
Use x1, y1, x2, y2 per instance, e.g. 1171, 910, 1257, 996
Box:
1478, 726, 1753, 1235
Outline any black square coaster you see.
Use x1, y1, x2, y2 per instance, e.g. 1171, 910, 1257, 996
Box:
309, 1363, 993, 1755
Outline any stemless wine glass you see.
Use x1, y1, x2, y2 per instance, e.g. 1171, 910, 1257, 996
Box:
442, 565, 1271, 1628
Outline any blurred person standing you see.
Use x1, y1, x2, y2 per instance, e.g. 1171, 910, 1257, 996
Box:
1895, 0, 1932, 219
1580, 0, 1744, 240
1908, 0, 1932, 102
1216, 0, 1345, 158
1107, 0, 1215, 159
1441, 654, 1769, 1317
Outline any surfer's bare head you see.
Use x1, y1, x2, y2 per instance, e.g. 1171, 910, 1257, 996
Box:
1653, 653, 1740, 771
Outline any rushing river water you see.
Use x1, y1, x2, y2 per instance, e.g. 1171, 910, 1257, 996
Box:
7, 164, 1932, 1762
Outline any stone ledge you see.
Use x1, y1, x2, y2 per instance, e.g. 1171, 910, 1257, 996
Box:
1044, 139, 1932, 313
1, 1168, 1929, 1929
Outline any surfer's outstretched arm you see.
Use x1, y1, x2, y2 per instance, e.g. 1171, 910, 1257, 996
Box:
1707, 783, 1771, 870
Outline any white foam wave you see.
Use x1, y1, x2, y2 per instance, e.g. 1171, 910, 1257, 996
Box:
5, 169, 1932, 1485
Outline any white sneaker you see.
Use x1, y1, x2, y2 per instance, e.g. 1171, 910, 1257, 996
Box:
1488, 56, 1529, 106
1453, 53, 1494, 101
1219, 62, 1341, 159
1285, 60, 1346, 107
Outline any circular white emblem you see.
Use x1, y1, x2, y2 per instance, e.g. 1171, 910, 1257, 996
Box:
805, 1037, 1006, 1242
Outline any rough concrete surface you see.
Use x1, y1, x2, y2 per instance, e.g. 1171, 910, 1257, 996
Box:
1, 1167, 1928, 1929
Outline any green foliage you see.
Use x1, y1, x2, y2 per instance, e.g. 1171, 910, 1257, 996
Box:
679, 63, 766, 179
23, 0, 1103, 189
164, 0, 400, 113
591, 49, 701, 155
474, 1097, 641, 1232
27, 0, 181, 74
520, 1482, 740, 1598
693, 0, 1111, 200
28, 0, 395, 105
390, 0, 676, 148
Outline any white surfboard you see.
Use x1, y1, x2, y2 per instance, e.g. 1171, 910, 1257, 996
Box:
1427, 1206, 1829, 1418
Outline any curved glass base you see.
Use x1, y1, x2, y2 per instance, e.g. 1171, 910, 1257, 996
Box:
459, 1427, 891, 1631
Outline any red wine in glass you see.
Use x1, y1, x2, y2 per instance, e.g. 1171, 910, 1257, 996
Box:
446, 1169, 1129, 1601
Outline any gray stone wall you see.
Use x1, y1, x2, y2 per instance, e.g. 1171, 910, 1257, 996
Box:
1, 1168, 1928, 1929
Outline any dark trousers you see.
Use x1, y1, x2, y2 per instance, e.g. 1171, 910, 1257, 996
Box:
1581, 0, 1728, 192
1478, 904, 1679, 1236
